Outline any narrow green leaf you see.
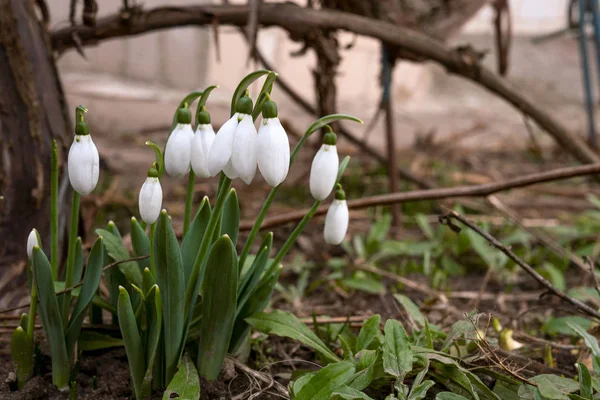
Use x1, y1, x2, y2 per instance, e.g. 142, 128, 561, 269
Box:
531, 374, 578, 399
131, 217, 151, 271
78, 331, 123, 351
73, 237, 84, 284
197, 85, 218, 109
221, 189, 240, 246
578, 363, 593, 400
66, 237, 104, 359
181, 197, 211, 284
435, 393, 469, 400
237, 233, 273, 311
163, 353, 201, 400
569, 322, 600, 357
332, 385, 375, 400
197, 235, 238, 380
145, 141, 164, 177
11, 326, 33, 389
32, 247, 70, 389
337, 156, 351, 183
306, 114, 363, 137
347, 350, 379, 391
356, 315, 381, 352
409, 380, 436, 400
246, 310, 340, 363
230, 70, 272, 116
393, 294, 426, 328
118, 287, 145, 400
154, 211, 185, 382
143, 285, 163, 396
383, 320, 413, 379
296, 361, 355, 400
96, 229, 142, 286
142, 267, 156, 296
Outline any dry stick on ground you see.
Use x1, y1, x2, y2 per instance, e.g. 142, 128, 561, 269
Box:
50, 3, 599, 166
239, 163, 600, 230
0, 255, 149, 314
441, 210, 600, 321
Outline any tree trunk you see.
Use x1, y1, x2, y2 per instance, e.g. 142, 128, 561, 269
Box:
0, 0, 70, 293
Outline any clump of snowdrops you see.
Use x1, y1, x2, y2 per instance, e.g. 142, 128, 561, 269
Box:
11, 70, 361, 398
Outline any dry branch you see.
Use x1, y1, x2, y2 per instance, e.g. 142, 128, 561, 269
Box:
239, 162, 600, 230
51, 2, 599, 165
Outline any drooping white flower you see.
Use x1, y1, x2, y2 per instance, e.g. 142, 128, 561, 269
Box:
309, 130, 339, 201
68, 107, 100, 195
324, 185, 349, 245
231, 114, 258, 185
27, 229, 39, 260
191, 124, 216, 178
257, 100, 290, 187
208, 95, 258, 183
164, 107, 195, 177
138, 167, 163, 224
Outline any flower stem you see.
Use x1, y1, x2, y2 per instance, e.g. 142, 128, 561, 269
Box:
270, 200, 321, 269
183, 171, 195, 236
149, 222, 157, 278
50, 140, 59, 281
61, 191, 80, 322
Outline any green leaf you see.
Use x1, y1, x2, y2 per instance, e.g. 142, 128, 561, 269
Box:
32, 247, 70, 389
66, 237, 104, 359
252, 72, 280, 120
337, 156, 351, 183
118, 287, 145, 400
296, 361, 356, 400
221, 189, 240, 246
569, 322, 600, 357
181, 197, 211, 284
578, 363, 593, 400
347, 350, 379, 391
305, 114, 363, 137
96, 229, 142, 286
154, 211, 185, 382
415, 214, 435, 240
409, 380, 435, 400
246, 310, 340, 363
73, 237, 84, 284
356, 315, 381, 352
130, 217, 150, 271
238, 233, 273, 312
143, 285, 163, 394
342, 276, 385, 294
197, 235, 238, 380
543, 317, 592, 336
435, 393, 469, 400
393, 294, 426, 328
230, 70, 272, 117
529, 375, 578, 400
332, 386, 375, 400
382, 320, 413, 379
163, 353, 200, 400
442, 320, 476, 351
11, 326, 33, 389
78, 331, 123, 351
197, 85, 218, 109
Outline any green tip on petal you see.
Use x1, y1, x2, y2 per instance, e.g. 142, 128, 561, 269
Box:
235, 95, 253, 115
147, 166, 159, 178
262, 100, 278, 119
176, 107, 192, 124
334, 184, 346, 200
323, 130, 337, 146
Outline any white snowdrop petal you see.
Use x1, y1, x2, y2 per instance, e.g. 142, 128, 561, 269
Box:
231, 114, 258, 185
191, 124, 216, 178
68, 135, 100, 195
164, 124, 194, 177
27, 229, 38, 260
309, 144, 339, 201
257, 118, 290, 187
138, 177, 163, 224
223, 159, 238, 179
208, 114, 239, 176
324, 199, 349, 245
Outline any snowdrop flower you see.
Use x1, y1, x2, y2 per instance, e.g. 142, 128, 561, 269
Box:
191, 107, 215, 178
208, 95, 258, 184
309, 128, 339, 200
257, 99, 290, 187
164, 106, 194, 178
27, 229, 40, 260
138, 167, 163, 224
68, 106, 99, 195
324, 184, 349, 245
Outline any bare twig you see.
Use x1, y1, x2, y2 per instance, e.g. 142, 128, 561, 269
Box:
239, 163, 600, 230
441, 211, 600, 321
0, 255, 149, 314
50, 2, 599, 165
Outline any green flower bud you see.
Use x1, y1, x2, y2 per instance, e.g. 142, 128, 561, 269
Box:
262, 100, 278, 119
196, 106, 211, 125
334, 184, 346, 200
235, 95, 253, 115
176, 106, 192, 124
75, 105, 89, 135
